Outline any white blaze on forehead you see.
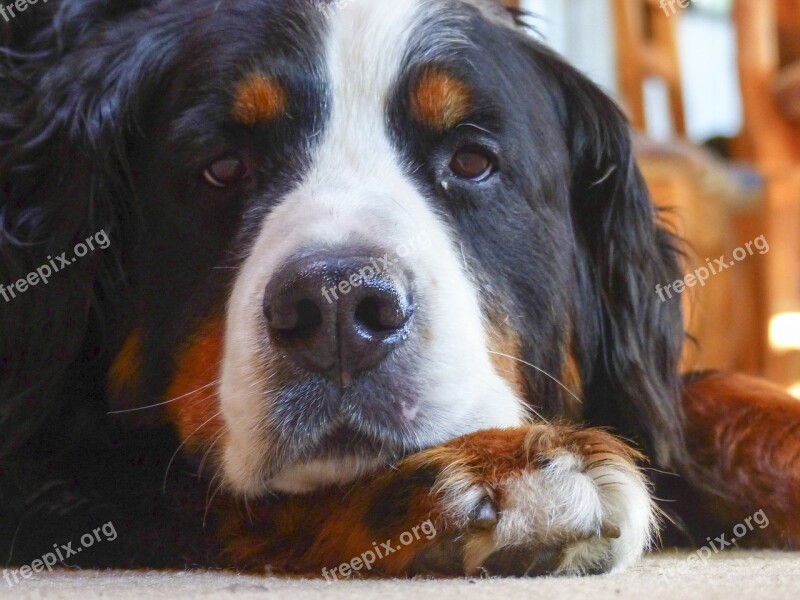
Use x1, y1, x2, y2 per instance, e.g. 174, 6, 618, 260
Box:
219, 0, 525, 495
325, 0, 419, 164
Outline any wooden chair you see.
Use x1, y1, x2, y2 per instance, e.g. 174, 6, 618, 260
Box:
613, 0, 769, 375
735, 0, 800, 384
613, 0, 687, 136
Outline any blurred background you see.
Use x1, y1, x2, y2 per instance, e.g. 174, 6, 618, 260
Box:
504, 0, 800, 393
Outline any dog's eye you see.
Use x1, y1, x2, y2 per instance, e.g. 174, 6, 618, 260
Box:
449, 147, 496, 181
203, 155, 248, 188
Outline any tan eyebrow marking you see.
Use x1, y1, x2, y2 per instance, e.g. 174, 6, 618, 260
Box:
231, 73, 288, 125
411, 68, 471, 131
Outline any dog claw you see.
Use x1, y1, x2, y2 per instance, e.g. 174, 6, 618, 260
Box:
601, 523, 621, 539
470, 497, 498, 530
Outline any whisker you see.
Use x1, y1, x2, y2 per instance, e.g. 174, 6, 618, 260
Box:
108, 379, 221, 414
520, 400, 549, 425
163, 410, 222, 493
244, 496, 256, 526
487, 350, 583, 404
203, 467, 226, 528
471, 372, 550, 424
198, 430, 225, 479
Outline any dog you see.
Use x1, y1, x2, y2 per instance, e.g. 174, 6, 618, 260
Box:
2, 0, 799, 578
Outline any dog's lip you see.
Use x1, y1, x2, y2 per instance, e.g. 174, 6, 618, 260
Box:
260, 377, 424, 476
305, 421, 393, 455
261, 422, 401, 486
267, 419, 407, 475
262, 452, 389, 493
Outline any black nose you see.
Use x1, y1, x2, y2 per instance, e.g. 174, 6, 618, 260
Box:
263, 252, 413, 387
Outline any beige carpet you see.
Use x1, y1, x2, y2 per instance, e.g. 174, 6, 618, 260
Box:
3, 551, 800, 599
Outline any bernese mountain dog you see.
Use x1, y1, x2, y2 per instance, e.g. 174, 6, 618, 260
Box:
1, 0, 799, 579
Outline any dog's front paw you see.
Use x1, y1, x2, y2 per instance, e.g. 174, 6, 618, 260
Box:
407, 425, 655, 577
219, 425, 654, 578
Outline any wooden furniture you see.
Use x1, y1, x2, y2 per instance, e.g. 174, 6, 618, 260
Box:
613, 0, 687, 136
735, 0, 800, 384
775, 62, 800, 121
613, 0, 770, 375
737, 0, 800, 172
636, 138, 765, 375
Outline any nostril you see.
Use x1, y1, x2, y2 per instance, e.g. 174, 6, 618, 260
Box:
267, 298, 323, 340
354, 292, 412, 333
354, 296, 385, 332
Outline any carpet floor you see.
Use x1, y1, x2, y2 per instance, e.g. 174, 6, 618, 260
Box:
3, 550, 800, 599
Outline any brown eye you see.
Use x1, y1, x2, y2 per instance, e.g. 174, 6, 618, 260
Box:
203, 155, 248, 188
449, 147, 496, 181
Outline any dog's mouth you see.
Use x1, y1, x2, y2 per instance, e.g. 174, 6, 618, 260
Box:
256, 409, 413, 493
264, 375, 425, 460
312, 424, 384, 455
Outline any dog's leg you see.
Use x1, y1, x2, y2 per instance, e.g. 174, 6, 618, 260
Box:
220, 425, 654, 577
668, 372, 800, 547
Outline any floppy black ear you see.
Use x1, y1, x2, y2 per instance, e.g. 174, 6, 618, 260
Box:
0, 6, 182, 458
525, 41, 689, 471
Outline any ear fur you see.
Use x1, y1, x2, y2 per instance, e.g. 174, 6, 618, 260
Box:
0, 1, 182, 457
519, 35, 689, 471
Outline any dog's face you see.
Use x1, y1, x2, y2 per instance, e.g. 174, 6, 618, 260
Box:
148, 0, 564, 494
1, 0, 685, 493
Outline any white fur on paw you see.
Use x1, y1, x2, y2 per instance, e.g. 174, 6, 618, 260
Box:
458, 451, 655, 576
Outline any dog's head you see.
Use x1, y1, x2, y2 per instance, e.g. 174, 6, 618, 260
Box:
0, 0, 685, 493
